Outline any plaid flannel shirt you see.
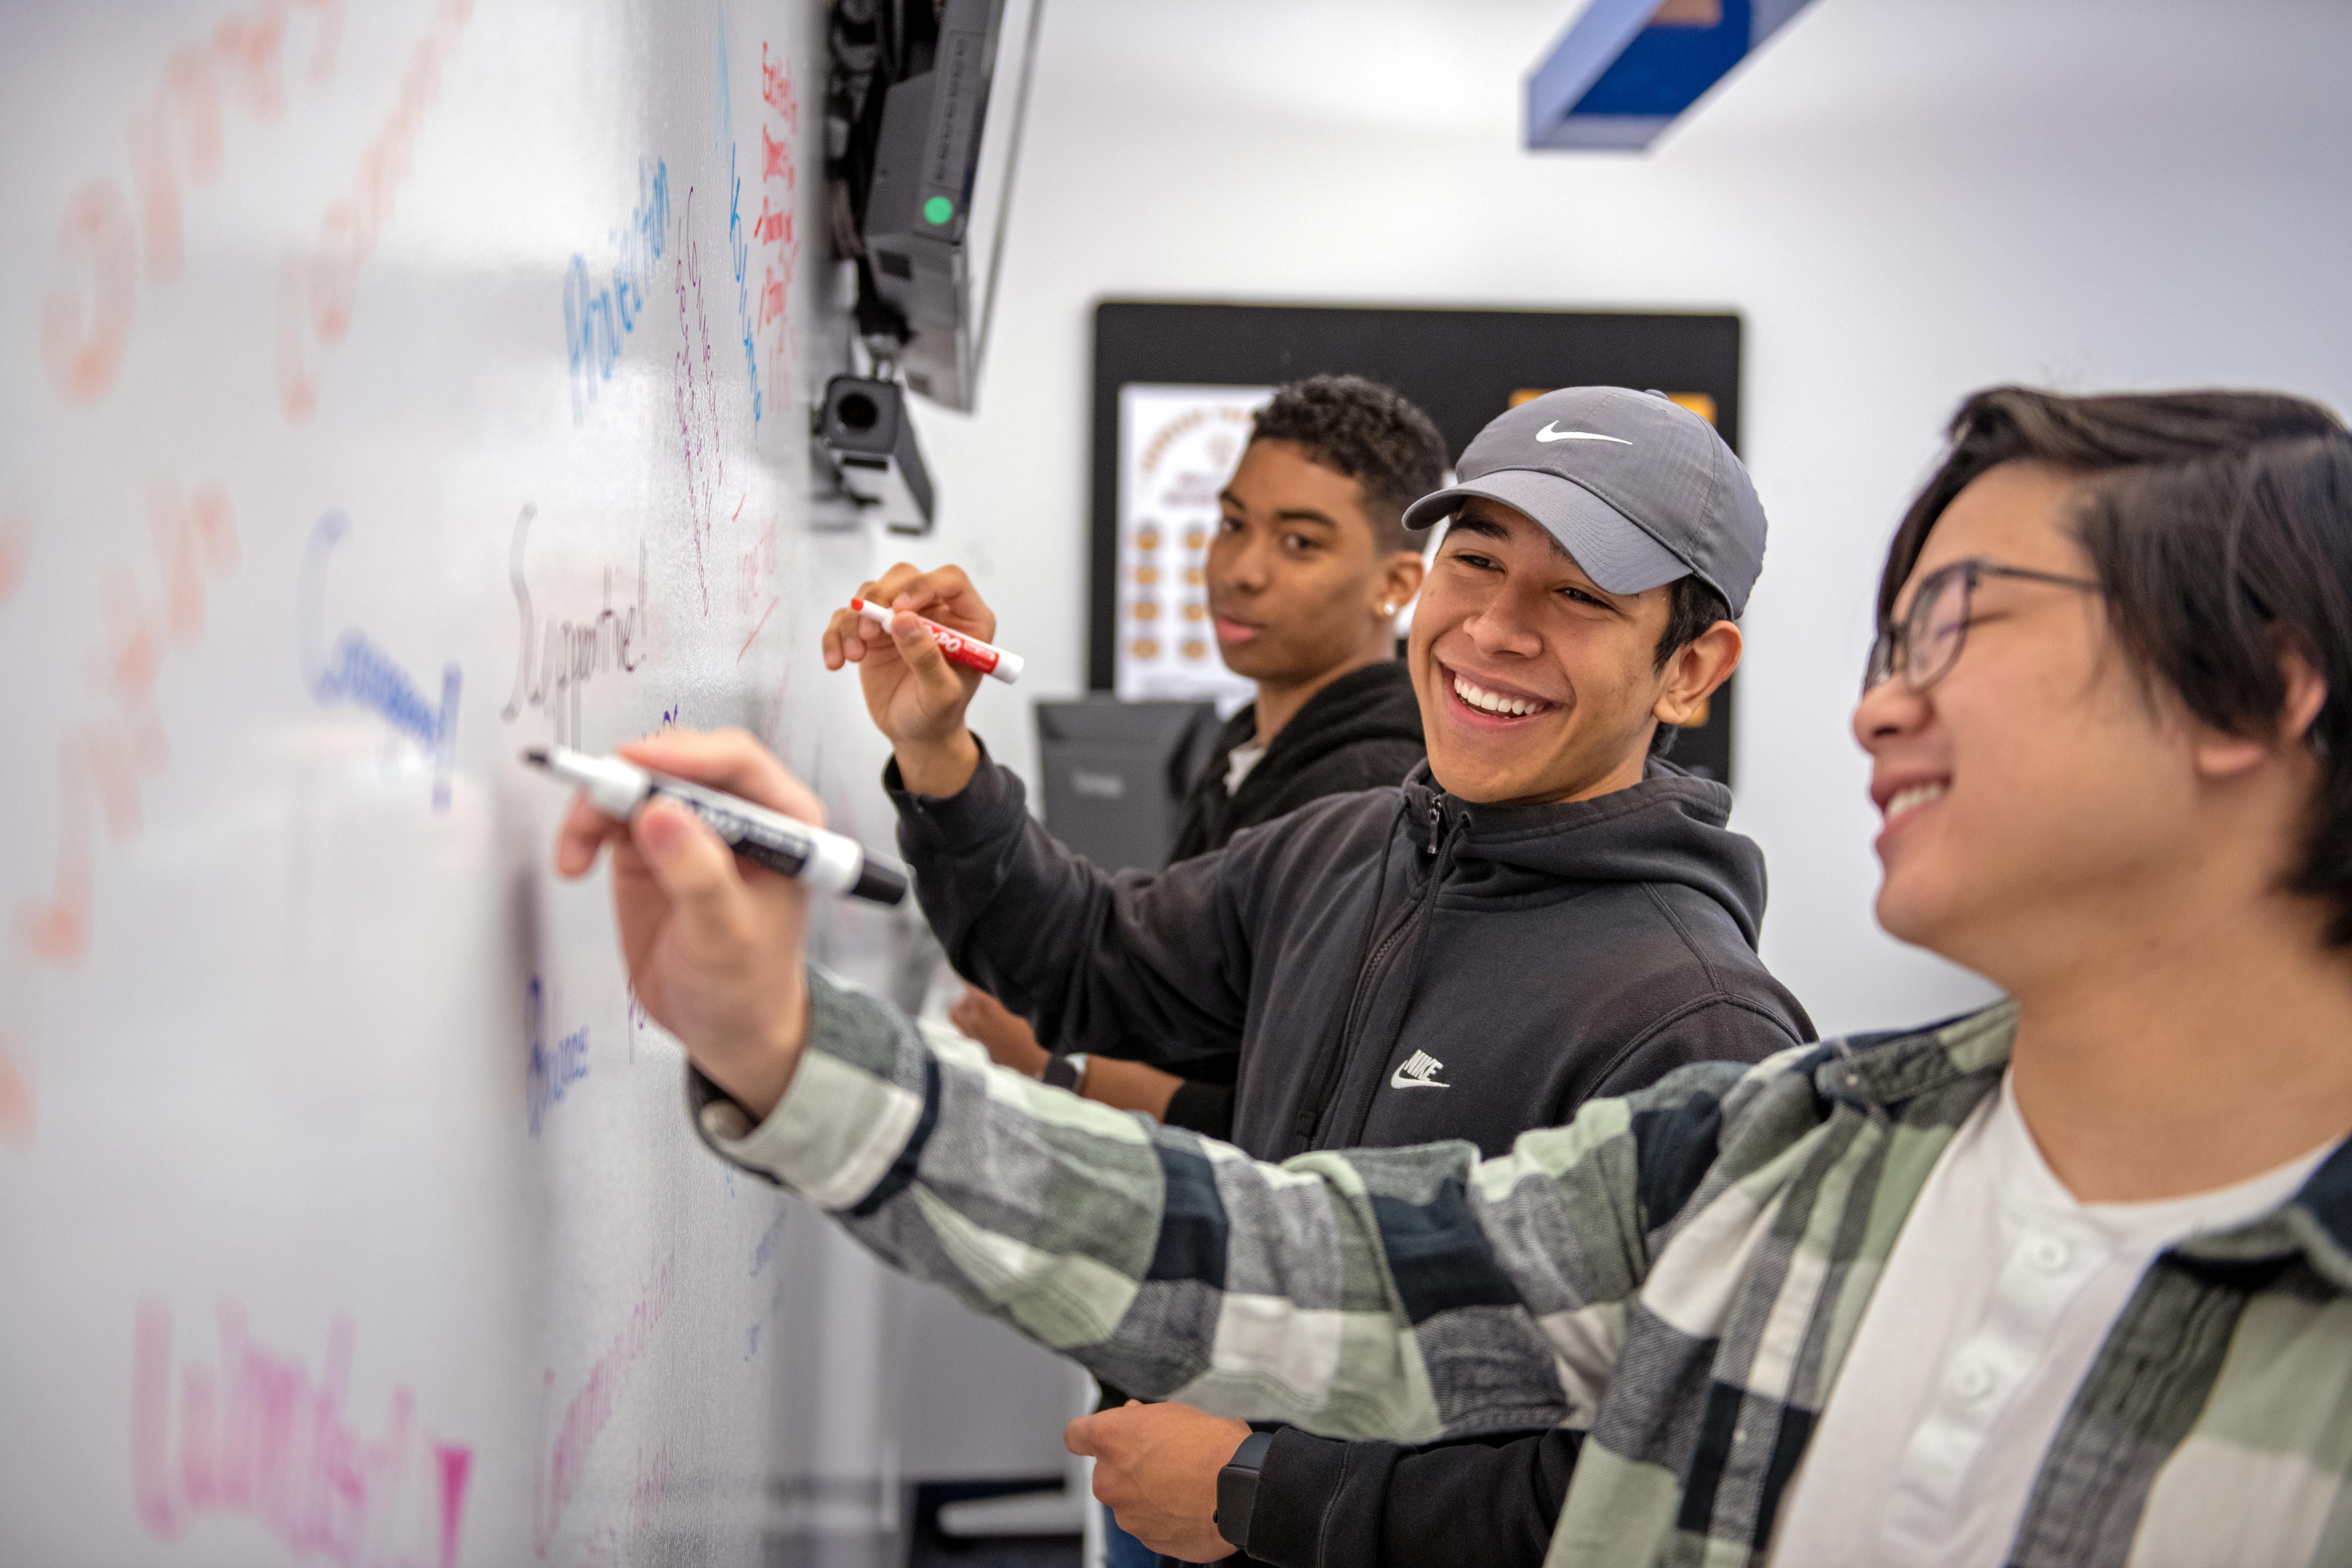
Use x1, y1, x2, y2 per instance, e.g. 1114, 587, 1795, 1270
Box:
692, 970, 2352, 1567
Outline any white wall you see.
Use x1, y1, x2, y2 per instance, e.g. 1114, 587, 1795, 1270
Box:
907, 0, 2352, 1036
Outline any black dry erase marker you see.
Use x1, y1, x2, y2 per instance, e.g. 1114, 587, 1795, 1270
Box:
523, 744, 908, 905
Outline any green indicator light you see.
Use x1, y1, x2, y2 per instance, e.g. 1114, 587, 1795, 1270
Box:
923, 195, 955, 226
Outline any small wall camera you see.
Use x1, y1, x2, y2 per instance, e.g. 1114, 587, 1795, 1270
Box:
815, 375, 935, 535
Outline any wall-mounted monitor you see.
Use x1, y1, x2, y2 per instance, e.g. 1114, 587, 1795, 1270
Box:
860, 0, 1045, 411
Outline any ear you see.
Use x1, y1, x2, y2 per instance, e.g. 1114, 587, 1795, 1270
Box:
2193, 643, 2329, 780
1653, 621, 1743, 730
1375, 549, 1427, 617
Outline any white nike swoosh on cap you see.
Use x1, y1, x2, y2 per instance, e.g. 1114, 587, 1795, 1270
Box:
1535, 423, 1632, 445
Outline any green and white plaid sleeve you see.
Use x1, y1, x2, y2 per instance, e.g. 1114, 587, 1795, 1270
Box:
693, 967, 1751, 1442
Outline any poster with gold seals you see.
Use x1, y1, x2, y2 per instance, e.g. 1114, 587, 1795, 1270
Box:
1113, 383, 1274, 707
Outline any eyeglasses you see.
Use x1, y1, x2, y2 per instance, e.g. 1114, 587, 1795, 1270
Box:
1865, 558, 2102, 694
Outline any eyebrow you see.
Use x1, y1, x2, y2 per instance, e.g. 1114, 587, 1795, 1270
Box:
1217, 491, 1342, 529
1445, 513, 1625, 606
1448, 512, 1579, 566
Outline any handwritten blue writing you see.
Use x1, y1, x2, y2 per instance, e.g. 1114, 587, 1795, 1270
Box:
750, 1209, 787, 1277
300, 512, 462, 811
719, 19, 763, 423
525, 976, 590, 1137
566, 159, 672, 424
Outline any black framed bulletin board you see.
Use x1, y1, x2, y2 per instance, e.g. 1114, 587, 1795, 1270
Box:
1090, 301, 1744, 784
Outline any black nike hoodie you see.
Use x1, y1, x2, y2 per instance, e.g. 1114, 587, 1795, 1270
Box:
891, 744, 1814, 1568
1166, 659, 1425, 865
890, 749, 1812, 1162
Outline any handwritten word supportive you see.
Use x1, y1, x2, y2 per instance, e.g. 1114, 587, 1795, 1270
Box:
6, 478, 240, 1143
277, 0, 473, 422
523, 976, 588, 1138
565, 160, 671, 425
133, 1298, 473, 1567
299, 512, 461, 811
498, 505, 648, 750
534, 1254, 677, 1558
40, 0, 343, 404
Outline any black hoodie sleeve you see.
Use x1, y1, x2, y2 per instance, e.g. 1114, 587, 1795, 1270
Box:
1241, 1426, 1581, 1568
888, 751, 1266, 1068
1159, 1076, 1235, 1137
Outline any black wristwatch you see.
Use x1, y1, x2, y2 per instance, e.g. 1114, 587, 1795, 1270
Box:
1213, 1430, 1275, 1550
1041, 1053, 1088, 1092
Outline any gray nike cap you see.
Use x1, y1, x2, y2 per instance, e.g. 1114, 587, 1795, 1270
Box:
1401, 386, 1768, 617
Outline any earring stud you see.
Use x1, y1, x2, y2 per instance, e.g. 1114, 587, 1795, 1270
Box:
1380, 602, 1396, 615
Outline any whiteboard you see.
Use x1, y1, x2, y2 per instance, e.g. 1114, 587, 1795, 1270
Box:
0, 3, 1056, 1563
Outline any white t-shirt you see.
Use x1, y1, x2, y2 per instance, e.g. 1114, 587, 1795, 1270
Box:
1769, 1070, 2335, 1568
1224, 741, 1268, 795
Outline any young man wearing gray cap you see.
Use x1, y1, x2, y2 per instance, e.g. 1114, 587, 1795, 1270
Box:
818, 386, 1813, 1565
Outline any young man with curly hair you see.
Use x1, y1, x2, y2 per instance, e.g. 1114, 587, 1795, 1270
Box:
949, 374, 1443, 1135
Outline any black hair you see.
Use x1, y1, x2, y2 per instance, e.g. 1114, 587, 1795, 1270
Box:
1649, 574, 1733, 756
1248, 375, 1448, 553
1879, 385, 2352, 941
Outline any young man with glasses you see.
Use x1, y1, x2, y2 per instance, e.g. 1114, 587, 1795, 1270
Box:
564, 383, 2352, 1565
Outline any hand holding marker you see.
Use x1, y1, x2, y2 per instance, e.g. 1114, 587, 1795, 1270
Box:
849, 598, 1024, 684
525, 744, 908, 905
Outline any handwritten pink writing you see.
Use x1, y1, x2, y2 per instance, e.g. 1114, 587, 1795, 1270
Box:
0, 511, 27, 610
533, 1253, 677, 1558
41, 0, 343, 404
576, 1442, 675, 1568
133, 1297, 472, 1566
2, 478, 238, 1145
736, 493, 780, 659
277, 0, 469, 422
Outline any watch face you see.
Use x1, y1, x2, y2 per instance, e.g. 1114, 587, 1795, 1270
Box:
1216, 1429, 1274, 1549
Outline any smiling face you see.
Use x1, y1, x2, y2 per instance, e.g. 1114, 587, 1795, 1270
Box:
1207, 439, 1416, 686
1409, 498, 1728, 806
1855, 460, 2202, 972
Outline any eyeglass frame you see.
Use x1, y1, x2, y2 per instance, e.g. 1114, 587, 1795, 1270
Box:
1865, 557, 2104, 694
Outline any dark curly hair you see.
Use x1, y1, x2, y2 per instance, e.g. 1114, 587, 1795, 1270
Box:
1881, 385, 2352, 942
1248, 375, 1448, 553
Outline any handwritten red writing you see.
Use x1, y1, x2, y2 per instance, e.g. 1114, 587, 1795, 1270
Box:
277, 0, 470, 422
133, 1297, 473, 1566
40, 0, 343, 404
533, 1253, 677, 1559
753, 46, 801, 415
2, 479, 238, 1145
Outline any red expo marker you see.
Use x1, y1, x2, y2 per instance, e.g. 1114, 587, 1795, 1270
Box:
850, 598, 1026, 684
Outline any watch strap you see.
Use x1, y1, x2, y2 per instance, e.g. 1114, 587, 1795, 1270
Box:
1213, 1429, 1276, 1549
